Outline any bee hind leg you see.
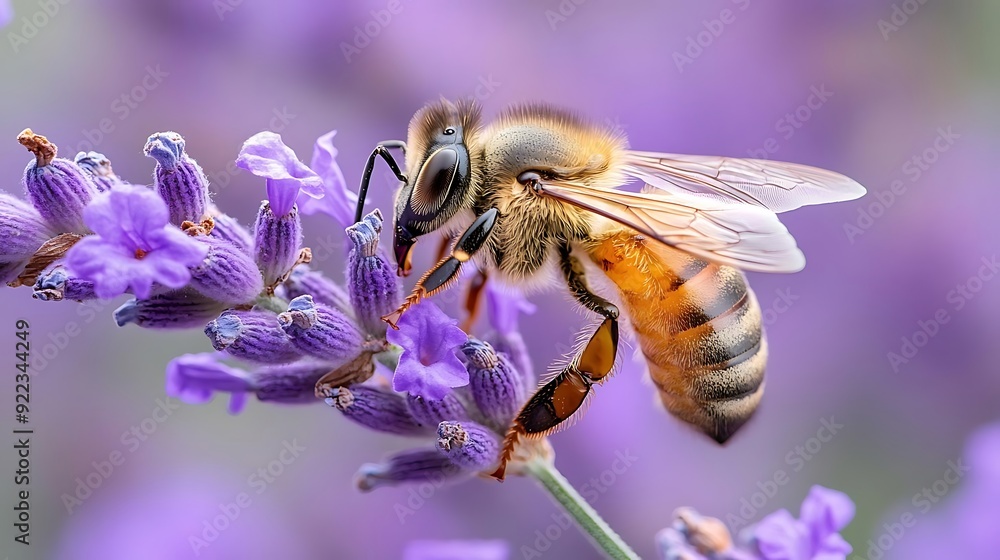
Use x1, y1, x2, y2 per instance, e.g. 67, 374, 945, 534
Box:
382, 208, 499, 328
490, 244, 619, 480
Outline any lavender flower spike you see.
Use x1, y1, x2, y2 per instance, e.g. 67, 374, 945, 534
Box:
33, 266, 97, 301
252, 201, 303, 287
236, 131, 324, 218
74, 151, 123, 192
387, 300, 470, 400
437, 421, 500, 471
64, 184, 208, 299
166, 352, 254, 414
115, 289, 227, 329
277, 295, 367, 363
188, 236, 264, 304
462, 339, 525, 429
0, 192, 55, 284
144, 132, 210, 225
204, 310, 301, 364
18, 129, 98, 234
325, 385, 429, 436
356, 448, 466, 492
346, 209, 401, 336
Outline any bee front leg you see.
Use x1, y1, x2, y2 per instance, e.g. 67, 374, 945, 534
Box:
491, 243, 619, 480
382, 208, 499, 329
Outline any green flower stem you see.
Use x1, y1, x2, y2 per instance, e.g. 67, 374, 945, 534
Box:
525, 457, 640, 560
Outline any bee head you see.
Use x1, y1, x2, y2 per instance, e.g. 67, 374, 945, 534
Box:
393, 98, 482, 276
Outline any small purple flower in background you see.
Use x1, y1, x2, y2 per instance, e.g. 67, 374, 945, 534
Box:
388, 300, 470, 399
236, 131, 324, 218
300, 129, 356, 226
166, 352, 253, 414
0, 1, 12, 29
403, 540, 510, 560
657, 486, 855, 560
484, 282, 536, 386
65, 184, 207, 299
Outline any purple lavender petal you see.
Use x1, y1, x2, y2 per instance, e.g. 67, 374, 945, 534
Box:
346, 209, 401, 336
798, 486, 856, 540
387, 300, 470, 400
64, 184, 207, 299
436, 421, 499, 471
355, 447, 467, 492
236, 131, 323, 217
299, 129, 355, 226
204, 310, 301, 363
486, 282, 536, 336
188, 235, 264, 304
144, 132, 210, 225
325, 384, 430, 436
253, 201, 302, 286
165, 352, 253, 414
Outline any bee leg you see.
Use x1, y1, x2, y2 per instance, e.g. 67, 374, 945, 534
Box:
382, 208, 499, 328
355, 140, 407, 224
491, 244, 619, 481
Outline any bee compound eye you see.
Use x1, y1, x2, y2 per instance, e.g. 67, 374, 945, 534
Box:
443, 127, 456, 135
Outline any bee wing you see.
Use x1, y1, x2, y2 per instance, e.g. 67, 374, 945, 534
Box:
536, 179, 805, 273
623, 151, 866, 212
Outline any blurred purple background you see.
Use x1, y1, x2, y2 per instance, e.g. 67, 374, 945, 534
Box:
1, 1, 998, 558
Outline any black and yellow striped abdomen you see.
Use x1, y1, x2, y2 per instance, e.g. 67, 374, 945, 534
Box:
587, 230, 767, 443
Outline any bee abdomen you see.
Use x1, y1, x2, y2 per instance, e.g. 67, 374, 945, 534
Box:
587, 231, 767, 443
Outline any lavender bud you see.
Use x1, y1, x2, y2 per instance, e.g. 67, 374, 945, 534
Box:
188, 236, 264, 304
280, 265, 353, 315
251, 363, 330, 405
18, 129, 98, 234
208, 212, 254, 255
115, 290, 227, 329
277, 295, 365, 363
487, 330, 536, 392
74, 151, 122, 192
33, 266, 97, 301
253, 201, 302, 286
436, 421, 500, 471
204, 310, 301, 363
324, 385, 428, 436
0, 192, 55, 284
347, 209, 401, 336
462, 339, 525, 428
356, 448, 466, 492
406, 393, 470, 426
144, 132, 209, 225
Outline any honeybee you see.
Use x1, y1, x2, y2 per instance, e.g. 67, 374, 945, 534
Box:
354, 98, 865, 480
